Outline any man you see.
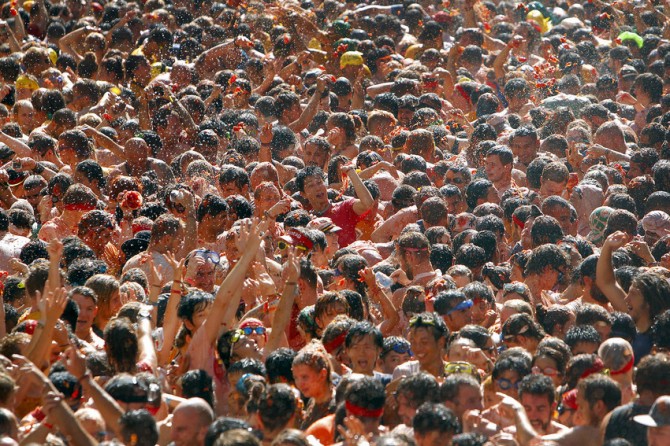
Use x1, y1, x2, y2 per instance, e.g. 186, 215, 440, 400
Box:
344, 321, 389, 381
606, 354, 670, 446
124, 213, 193, 283
485, 145, 514, 198
85, 130, 175, 186
413, 403, 461, 446
392, 372, 441, 433
434, 290, 473, 333
541, 196, 575, 236
170, 397, 214, 446
539, 162, 569, 199
219, 165, 250, 199
196, 194, 228, 253
39, 184, 98, 242
0, 209, 29, 271
307, 217, 341, 267
303, 136, 332, 170
391, 232, 437, 307
295, 165, 374, 247
502, 374, 621, 445
509, 125, 540, 172
635, 395, 670, 446
393, 312, 449, 380
441, 374, 484, 424
504, 374, 567, 437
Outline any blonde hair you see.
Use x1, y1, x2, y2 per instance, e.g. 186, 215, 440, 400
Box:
86, 274, 120, 325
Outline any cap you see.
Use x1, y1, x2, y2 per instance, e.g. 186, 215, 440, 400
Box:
340, 51, 364, 70
635, 396, 670, 427
15, 75, 39, 91
307, 217, 342, 233
527, 10, 552, 33
279, 228, 314, 250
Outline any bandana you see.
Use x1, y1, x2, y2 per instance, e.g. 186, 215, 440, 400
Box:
64, 202, 97, 212
586, 206, 614, 245
642, 211, 670, 237
323, 331, 347, 354
610, 355, 635, 376
345, 401, 383, 418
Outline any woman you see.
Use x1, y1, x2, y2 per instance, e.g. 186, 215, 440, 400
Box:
86, 274, 121, 336
292, 343, 335, 430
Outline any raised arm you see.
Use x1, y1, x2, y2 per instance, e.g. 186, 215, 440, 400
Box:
64, 346, 125, 438
361, 267, 399, 336
82, 125, 127, 160
342, 164, 375, 215
264, 250, 300, 354
202, 219, 269, 345
289, 74, 330, 133
157, 254, 185, 367
596, 231, 629, 313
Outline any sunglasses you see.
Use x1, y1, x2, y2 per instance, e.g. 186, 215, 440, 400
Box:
242, 326, 266, 336
229, 329, 243, 345
277, 240, 308, 251
496, 378, 520, 390
532, 365, 559, 376
446, 299, 473, 316
386, 343, 412, 356
193, 249, 220, 264
445, 361, 478, 377
409, 314, 437, 328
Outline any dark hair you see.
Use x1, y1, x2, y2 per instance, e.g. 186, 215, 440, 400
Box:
577, 375, 622, 413
518, 373, 555, 405
257, 383, 297, 432
397, 372, 441, 407
265, 348, 296, 384
413, 402, 461, 435
180, 370, 214, 409
119, 409, 159, 446
491, 353, 532, 380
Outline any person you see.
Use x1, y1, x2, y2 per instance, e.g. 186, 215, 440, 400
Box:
2, 1, 670, 444
392, 312, 449, 380
295, 165, 375, 247
171, 398, 215, 446
413, 403, 461, 446
605, 354, 670, 446
634, 395, 670, 446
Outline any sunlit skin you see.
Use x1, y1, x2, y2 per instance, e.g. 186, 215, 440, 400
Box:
379, 350, 411, 375
71, 293, 98, 340
346, 334, 381, 376
292, 364, 330, 402
446, 384, 483, 420
510, 135, 538, 167
408, 327, 445, 374
648, 425, 670, 446
521, 393, 554, 434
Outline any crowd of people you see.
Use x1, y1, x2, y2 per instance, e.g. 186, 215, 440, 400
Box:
1, 0, 670, 445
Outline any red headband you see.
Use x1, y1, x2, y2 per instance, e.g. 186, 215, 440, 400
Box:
64, 203, 96, 212
455, 84, 471, 104
512, 214, 526, 229
323, 332, 347, 354
580, 357, 605, 379
610, 355, 635, 376
345, 401, 383, 418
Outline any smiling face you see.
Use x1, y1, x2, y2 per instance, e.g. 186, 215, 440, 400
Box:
408, 327, 444, 368
72, 293, 98, 336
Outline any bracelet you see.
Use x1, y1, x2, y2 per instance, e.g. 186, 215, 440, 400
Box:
43, 422, 54, 430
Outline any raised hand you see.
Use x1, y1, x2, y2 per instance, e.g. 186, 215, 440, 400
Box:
604, 231, 630, 251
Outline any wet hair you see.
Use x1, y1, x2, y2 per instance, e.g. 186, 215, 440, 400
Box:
265, 348, 296, 385
413, 402, 461, 436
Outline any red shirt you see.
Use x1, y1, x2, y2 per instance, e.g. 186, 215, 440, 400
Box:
323, 198, 366, 247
